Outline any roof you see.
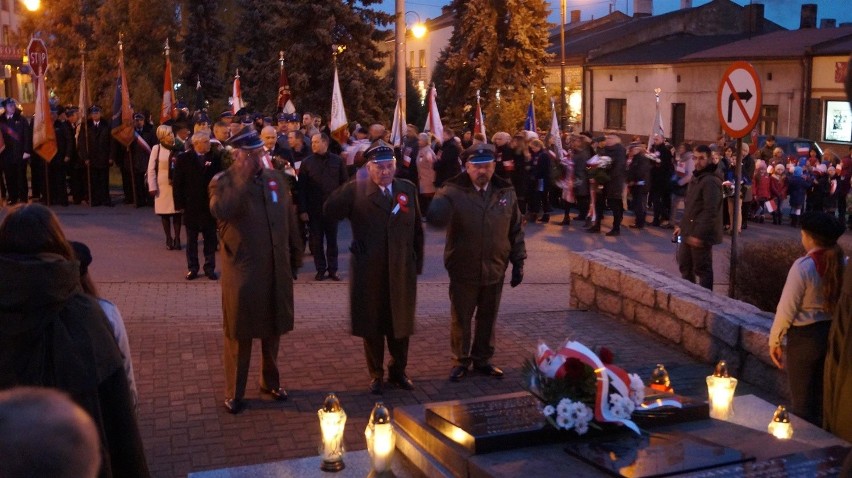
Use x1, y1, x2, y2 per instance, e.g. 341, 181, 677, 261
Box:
683, 26, 852, 60
586, 33, 757, 66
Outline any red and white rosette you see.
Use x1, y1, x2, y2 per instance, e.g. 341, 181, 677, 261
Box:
393, 192, 409, 214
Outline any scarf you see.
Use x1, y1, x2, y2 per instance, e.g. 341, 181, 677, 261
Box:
808, 248, 828, 277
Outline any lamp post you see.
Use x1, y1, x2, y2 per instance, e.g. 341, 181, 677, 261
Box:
559, 0, 567, 128
394, 0, 426, 119
22, 0, 40, 12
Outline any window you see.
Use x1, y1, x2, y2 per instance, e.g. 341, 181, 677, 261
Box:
1, 26, 8, 45
759, 105, 778, 136
605, 99, 626, 130
418, 50, 426, 68
409, 50, 414, 67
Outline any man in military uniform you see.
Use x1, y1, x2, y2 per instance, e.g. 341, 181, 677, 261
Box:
0, 98, 31, 205
209, 126, 303, 414
427, 144, 526, 382
78, 105, 113, 207
324, 141, 424, 395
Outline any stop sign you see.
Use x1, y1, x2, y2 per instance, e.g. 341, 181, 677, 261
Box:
27, 38, 48, 77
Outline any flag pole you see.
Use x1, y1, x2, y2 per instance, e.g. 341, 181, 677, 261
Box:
118, 34, 138, 207
81, 42, 92, 207
41, 69, 50, 206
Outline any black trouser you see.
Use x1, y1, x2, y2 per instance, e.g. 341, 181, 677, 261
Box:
573, 195, 590, 220
223, 336, 281, 400
528, 184, 551, 215
2, 160, 27, 203
70, 166, 89, 203
132, 171, 148, 206
30, 156, 45, 199
48, 158, 69, 205
677, 243, 714, 290
786, 320, 831, 427
119, 161, 134, 203
90, 166, 110, 206
449, 280, 503, 367
630, 187, 648, 227
363, 335, 410, 381
309, 213, 339, 273
185, 223, 217, 273
650, 186, 671, 224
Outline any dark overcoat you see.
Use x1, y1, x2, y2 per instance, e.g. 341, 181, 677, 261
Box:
78, 120, 112, 169
173, 150, 221, 229
209, 168, 303, 340
824, 261, 852, 442
324, 178, 424, 339
0, 110, 31, 165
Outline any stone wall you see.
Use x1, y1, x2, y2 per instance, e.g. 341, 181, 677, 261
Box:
568, 249, 788, 400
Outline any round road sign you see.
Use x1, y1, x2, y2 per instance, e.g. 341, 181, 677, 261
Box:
717, 61, 762, 139
26, 38, 48, 78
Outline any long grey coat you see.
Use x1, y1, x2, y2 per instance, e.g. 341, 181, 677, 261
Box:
209, 168, 303, 340
324, 178, 424, 339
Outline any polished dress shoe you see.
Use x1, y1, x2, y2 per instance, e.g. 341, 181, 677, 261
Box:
259, 386, 288, 402
205, 270, 219, 280
474, 364, 504, 378
369, 378, 383, 395
186, 270, 198, 280
173, 238, 182, 251
224, 398, 244, 414
315, 271, 326, 281
605, 229, 620, 237
388, 375, 415, 390
328, 271, 341, 281
166, 238, 174, 250
449, 365, 468, 382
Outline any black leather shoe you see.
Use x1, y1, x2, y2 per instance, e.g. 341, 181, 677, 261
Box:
224, 398, 244, 414
605, 229, 620, 236
328, 271, 341, 281
259, 386, 288, 402
629, 224, 643, 229
315, 271, 326, 281
166, 238, 174, 250
186, 270, 198, 280
173, 239, 182, 251
369, 378, 383, 395
449, 366, 468, 382
585, 226, 601, 233
388, 375, 415, 390
474, 364, 504, 378
205, 270, 219, 280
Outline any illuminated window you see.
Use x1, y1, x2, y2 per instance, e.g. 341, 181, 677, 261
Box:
419, 50, 426, 68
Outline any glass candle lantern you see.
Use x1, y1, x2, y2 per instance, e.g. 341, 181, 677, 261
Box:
365, 402, 395, 475
768, 405, 793, 440
650, 363, 673, 393
706, 360, 737, 420
318, 393, 347, 472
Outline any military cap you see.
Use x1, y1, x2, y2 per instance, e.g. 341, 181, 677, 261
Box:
88, 105, 102, 113
2, 97, 17, 107
65, 106, 79, 114
263, 116, 272, 124
176, 101, 188, 110
55, 105, 66, 116
133, 112, 145, 120
235, 108, 248, 117
280, 113, 300, 122
227, 125, 264, 150
219, 110, 234, 119
465, 143, 496, 164
365, 140, 395, 162
240, 115, 253, 124
196, 112, 210, 124
252, 112, 263, 121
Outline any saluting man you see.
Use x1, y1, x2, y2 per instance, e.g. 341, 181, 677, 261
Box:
324, 141, 424, 395
427, 144, 527, 382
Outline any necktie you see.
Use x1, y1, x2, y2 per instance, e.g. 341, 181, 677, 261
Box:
383, 188, 392, 206
479, 188, 486, 200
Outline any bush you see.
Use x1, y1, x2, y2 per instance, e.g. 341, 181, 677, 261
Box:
730, 240, 804, 313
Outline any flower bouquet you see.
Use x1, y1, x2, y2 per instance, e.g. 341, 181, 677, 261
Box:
523, 340, 647, 436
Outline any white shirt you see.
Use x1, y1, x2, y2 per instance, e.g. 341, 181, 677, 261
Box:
380, 184, 393, 196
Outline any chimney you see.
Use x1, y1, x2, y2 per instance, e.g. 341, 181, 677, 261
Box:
570, 9, 581, 23
680, 0, 692, 9
633, 0, 652, 18
800, 4, 817, 29
743, 3, 765, 33
840, 22, 852, 27
820, 19, 836, 28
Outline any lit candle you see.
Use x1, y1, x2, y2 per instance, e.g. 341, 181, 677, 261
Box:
768, 405, 793, 440
365, 402, 395, 474
318, 393, 346, 472
650, 363, 673, 393
706, 360, 737, 420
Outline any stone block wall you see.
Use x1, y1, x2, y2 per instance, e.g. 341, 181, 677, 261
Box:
568, 249, 788, 400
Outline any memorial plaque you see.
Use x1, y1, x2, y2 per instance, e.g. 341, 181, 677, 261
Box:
632, 390, 710, 427
565, 431, 753, 478
677, 445, 851, 477
425, 392, 561, 454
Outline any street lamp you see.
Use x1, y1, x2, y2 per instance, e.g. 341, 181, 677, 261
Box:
394, 0, 427, 118
559, 0, 567, 128
22, 0, 40, 12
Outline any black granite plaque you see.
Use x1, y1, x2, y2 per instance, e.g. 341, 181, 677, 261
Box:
564, 431, 753, 478
424, 392, 561, 454
676, 445, 851, 478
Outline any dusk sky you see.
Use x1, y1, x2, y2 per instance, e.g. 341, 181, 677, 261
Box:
378, 1, 851, 31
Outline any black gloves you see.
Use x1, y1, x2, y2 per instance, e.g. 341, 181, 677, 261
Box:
510, 265, 524, 288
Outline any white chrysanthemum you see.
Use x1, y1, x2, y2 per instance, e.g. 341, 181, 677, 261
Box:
556, 413, 575, 430
629, 373, 645, 406
609, 394, 633, 419
543, 405, 556, 417
556, 398, 573, 417
569, 401, 592, 422
574, 420, 589, 435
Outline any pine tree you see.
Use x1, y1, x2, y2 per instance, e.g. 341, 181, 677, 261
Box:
434, 0, 553, 133
179, 0, 227, 114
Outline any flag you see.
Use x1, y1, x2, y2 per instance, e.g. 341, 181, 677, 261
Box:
32, 75, 57, 161
111, 44, 134, 148
160, 47, 175, 124
648, 91, 665, 149
549, 99, 563, 161
473, 91, 486, 143
232, 70, 244, 114
330, 65, 348, 144
390, 96, 406, 148
195, 77, 205, 112
423, 84, 443, 142
77, 51, 90, 142
277, 52, 296, 114
524, 99, 537, 132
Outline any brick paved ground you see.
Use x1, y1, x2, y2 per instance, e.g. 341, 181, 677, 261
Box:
40, 204, 834, 477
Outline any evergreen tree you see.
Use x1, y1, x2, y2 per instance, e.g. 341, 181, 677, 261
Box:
179, 0, 227, 114
434, 0, 553, 133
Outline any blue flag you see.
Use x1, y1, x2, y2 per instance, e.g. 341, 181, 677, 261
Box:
524, 101, 536, 132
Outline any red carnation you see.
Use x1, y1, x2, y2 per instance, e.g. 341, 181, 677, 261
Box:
562, 358, 586, 381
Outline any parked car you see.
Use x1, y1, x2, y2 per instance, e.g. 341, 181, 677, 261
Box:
755, 135, 823, 162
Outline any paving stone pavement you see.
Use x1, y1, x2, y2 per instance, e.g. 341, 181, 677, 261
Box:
39, 205, 814, 477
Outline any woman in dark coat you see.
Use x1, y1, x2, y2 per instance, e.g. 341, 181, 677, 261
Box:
527, 139, 552, 223
787, 167, 809, 227
0, 204, 149, 478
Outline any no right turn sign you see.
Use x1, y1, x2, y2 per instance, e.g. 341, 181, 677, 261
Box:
717, 61, 762, 139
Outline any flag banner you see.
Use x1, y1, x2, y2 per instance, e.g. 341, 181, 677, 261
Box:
474, 91, 486, 143
77, 52, 90, 142
423, 84, 444, 142
111, 45, 135, 148
390, 96, 406, 148
277, 52, 296, 114
232, 70, 244, 114
648, 90, 665, 148
549, 99, 563, 160
160, 45, 175, 124
330, 65, 348, 144
524, 99, 537, 133
33, 76, 57, 161
195, 77, 204, 112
